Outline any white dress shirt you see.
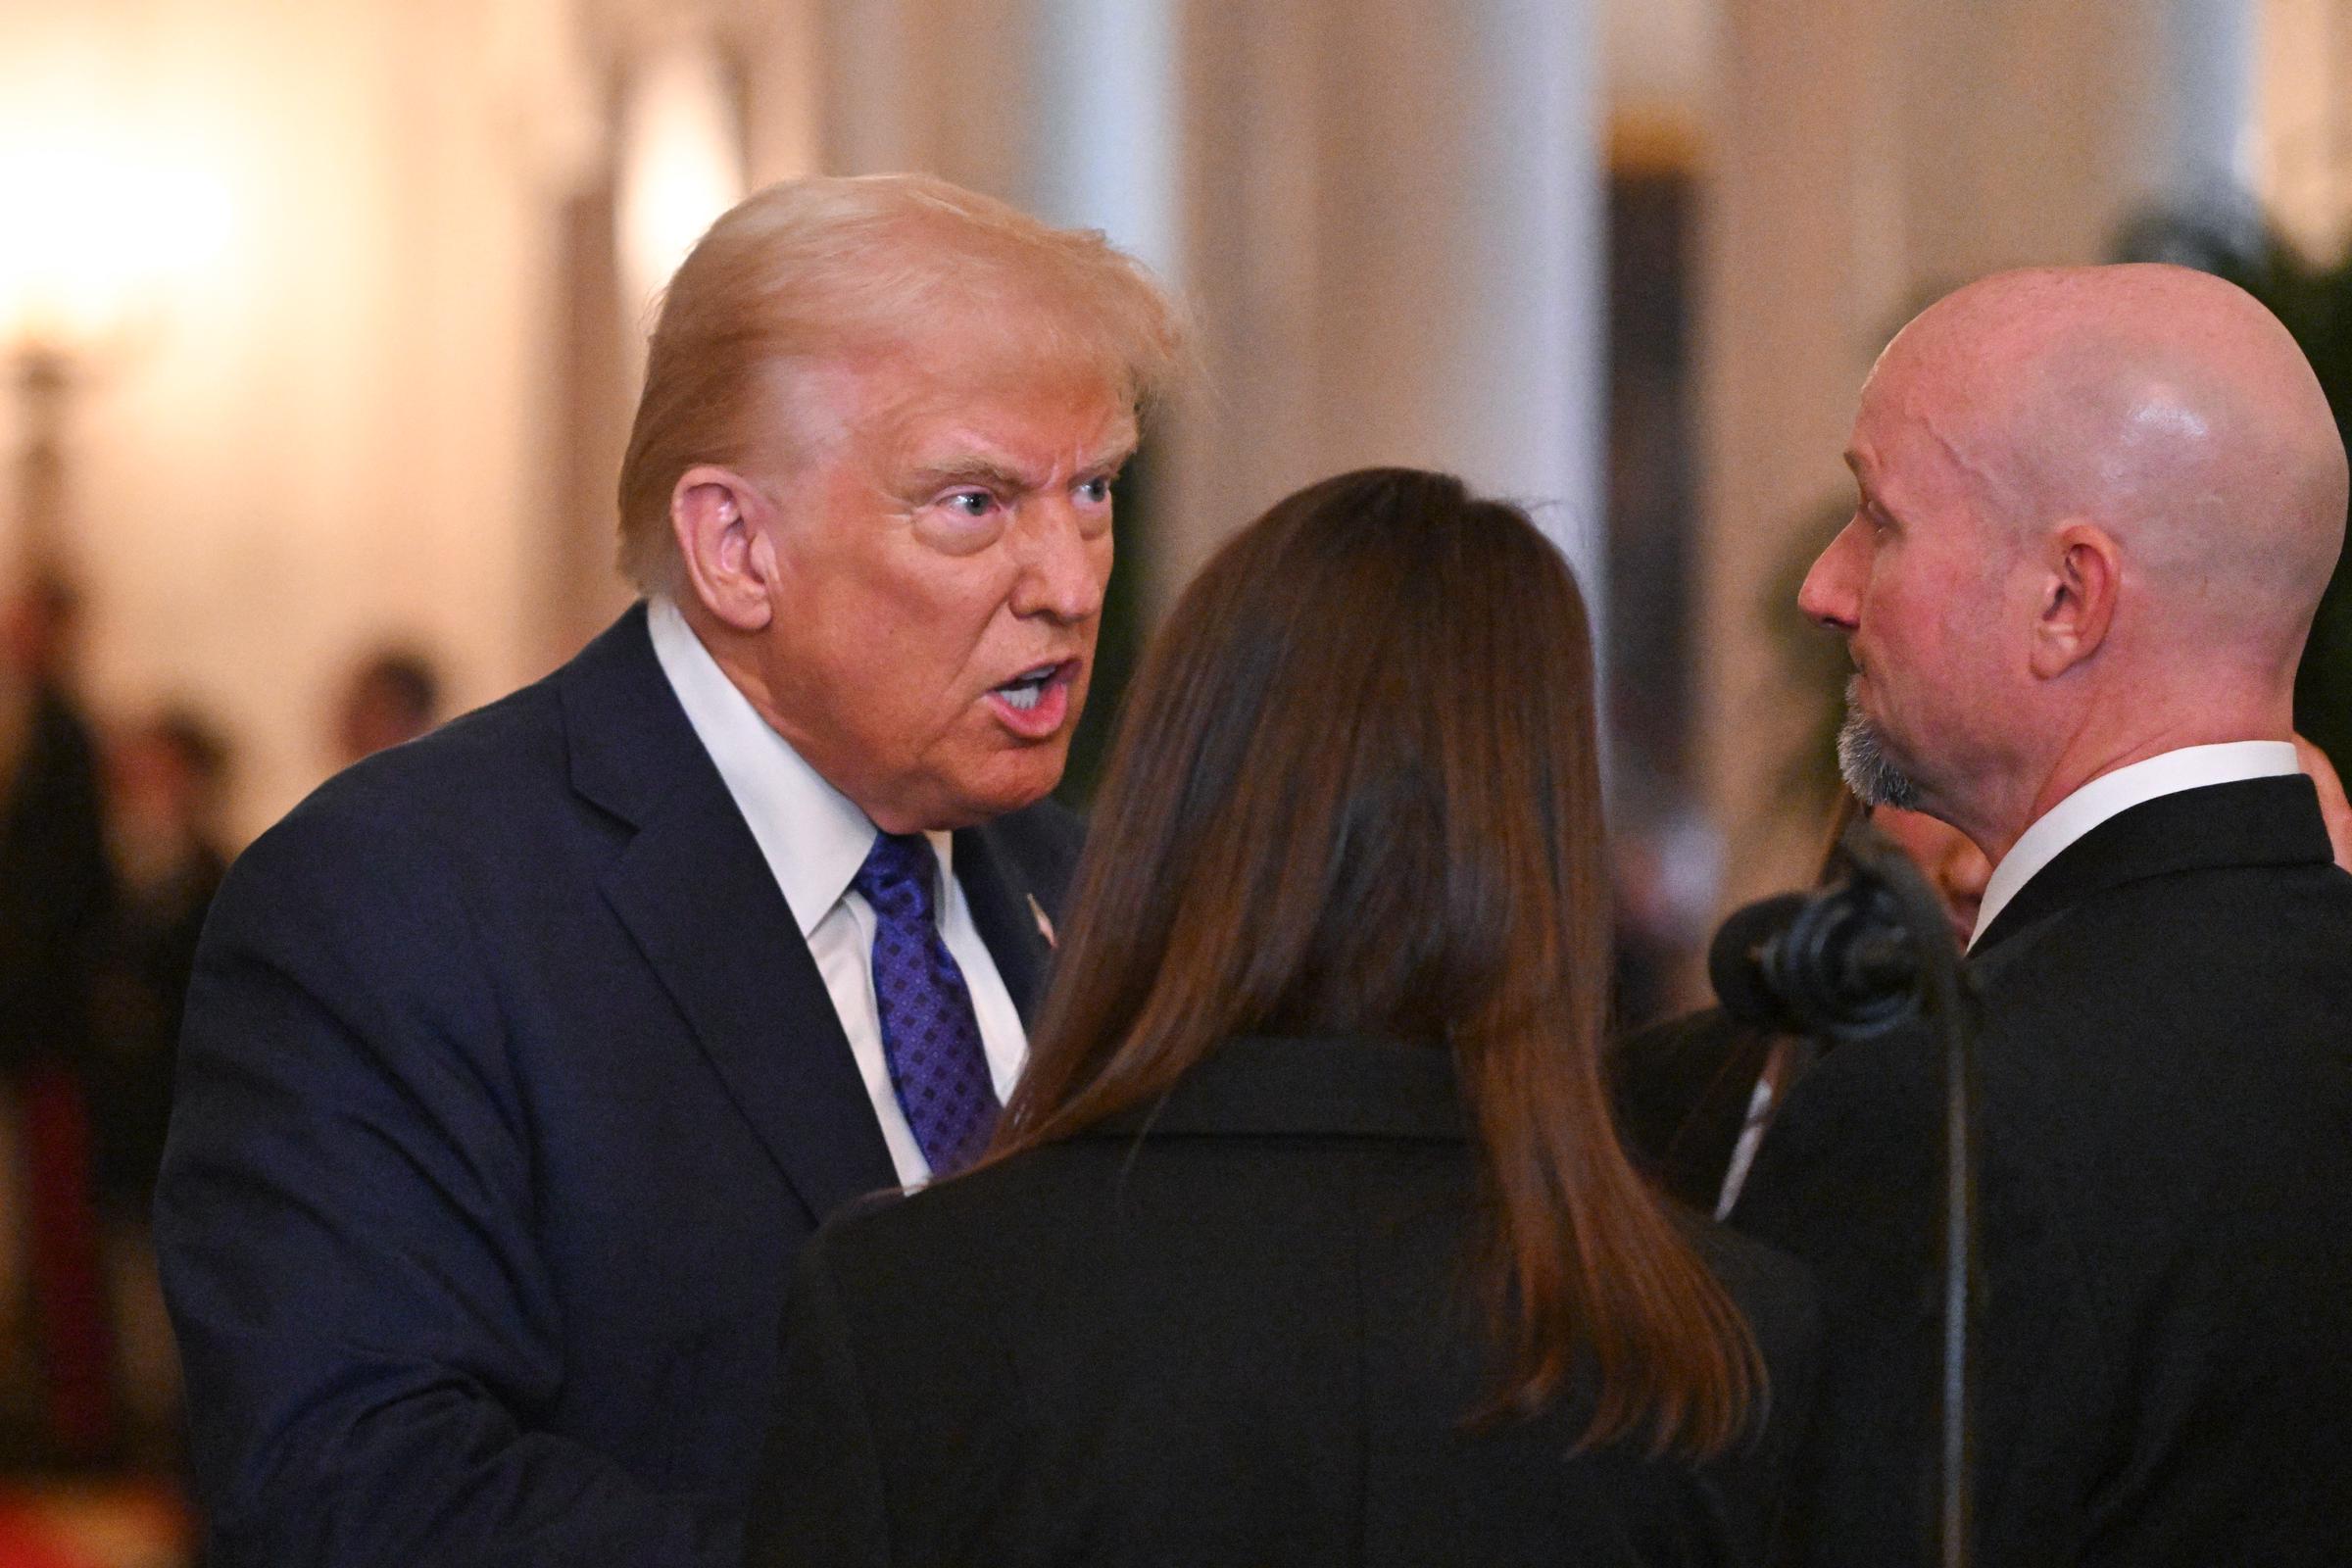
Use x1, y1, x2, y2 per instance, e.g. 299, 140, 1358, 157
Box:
647, 596, 1028, 1185
1968, 740, 2300, 949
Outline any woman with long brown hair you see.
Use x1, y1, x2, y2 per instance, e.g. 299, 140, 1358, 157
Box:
744, 467, 1818, 1566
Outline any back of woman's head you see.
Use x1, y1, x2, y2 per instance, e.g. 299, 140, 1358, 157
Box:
997, 466, 1761, 1455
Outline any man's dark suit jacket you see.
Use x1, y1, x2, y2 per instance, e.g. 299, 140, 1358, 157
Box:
744, 1034, 1821, 1568
154, 605, 1080, 1567
1735, 776, 2352, 1567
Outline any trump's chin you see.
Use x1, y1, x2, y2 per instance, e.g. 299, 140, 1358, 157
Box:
875, 742, 1073, 835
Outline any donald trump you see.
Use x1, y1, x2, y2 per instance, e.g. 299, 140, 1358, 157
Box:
157, 174, 1183, 1566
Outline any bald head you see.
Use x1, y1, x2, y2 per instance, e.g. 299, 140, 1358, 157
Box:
1876, 265, 2346, 673
1804, 264, 2349, 855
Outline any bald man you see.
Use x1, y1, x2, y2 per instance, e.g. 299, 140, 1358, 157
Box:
1734, 265, 2352, 1567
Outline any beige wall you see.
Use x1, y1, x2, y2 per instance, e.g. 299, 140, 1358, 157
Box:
2257, 0, 2352, 260
0, 0, 581, 842
1159, 0, 1606, 605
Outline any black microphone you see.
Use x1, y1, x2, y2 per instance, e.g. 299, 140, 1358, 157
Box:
1708, 878, 1923, 1041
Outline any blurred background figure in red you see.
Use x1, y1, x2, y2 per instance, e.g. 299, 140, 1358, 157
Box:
0, 570, 119, 1470
90, 710, 231, 1467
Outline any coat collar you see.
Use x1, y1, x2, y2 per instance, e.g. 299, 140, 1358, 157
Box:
1969, 774, 2333, 956
951, 821, 1054, 1022
551, 604, 1064, 1219
1079, 1035, 1467, 1143
559, 606, 898, 1221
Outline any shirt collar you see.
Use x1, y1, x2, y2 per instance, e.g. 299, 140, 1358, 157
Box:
1968, 740, 2299, 950
647, 596, 952, 935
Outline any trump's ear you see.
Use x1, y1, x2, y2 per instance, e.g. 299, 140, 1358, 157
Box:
670, 466, 775, 633
2028, 521, 2120, 680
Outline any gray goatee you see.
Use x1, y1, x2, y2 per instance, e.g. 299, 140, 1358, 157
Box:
1836, 675, 1923, 809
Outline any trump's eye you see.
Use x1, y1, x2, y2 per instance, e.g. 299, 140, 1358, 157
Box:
942, 490, 1000, 519
1075, 475, 1114, 506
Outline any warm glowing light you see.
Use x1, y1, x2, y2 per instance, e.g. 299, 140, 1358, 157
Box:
615, 39, 748, 329
0, 135, 232, 353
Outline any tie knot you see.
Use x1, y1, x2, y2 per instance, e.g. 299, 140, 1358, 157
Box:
853, 831, 939, 916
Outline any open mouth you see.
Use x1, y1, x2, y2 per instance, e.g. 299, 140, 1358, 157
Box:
986, 660, 1080, 737
994, 662, 1063, 712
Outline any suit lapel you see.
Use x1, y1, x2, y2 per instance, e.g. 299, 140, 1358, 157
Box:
954, 821, 1055, 1024
563, 606, 898, 1223
1972, 774, 2331, 955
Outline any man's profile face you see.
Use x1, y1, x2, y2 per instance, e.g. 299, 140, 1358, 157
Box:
1799, 346, 2025, 823
741, 331, 1134, 833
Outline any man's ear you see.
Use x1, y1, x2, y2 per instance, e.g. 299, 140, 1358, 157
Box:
2029, 521, 2120, 679
669, 466, 775, 632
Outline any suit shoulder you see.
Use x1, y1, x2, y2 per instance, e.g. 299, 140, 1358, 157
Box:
243, 680, 568, 865
212, 681, 579, 954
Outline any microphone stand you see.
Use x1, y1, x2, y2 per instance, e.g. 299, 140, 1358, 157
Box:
1832, 823, 1984, 1568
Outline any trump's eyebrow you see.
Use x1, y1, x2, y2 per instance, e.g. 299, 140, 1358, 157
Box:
905, 439, 1135, 495
906, 456, 1035, 494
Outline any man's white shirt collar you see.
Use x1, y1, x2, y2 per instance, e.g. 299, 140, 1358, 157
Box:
1967, 740, 2299, 949
646, 595, 953, 931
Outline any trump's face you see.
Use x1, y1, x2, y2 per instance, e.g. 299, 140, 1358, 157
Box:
737, 334, 1134, 833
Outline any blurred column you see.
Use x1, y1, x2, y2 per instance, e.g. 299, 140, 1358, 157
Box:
614, 34, 749, 330
1025, 0, 1179, 279
1158, 0, 1605, 610
2161, 0, 2258, 201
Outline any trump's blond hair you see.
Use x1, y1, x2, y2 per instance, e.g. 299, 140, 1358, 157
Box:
615, 173, 1186, 593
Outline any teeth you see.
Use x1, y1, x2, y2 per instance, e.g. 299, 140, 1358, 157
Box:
994, 663, 1059, 713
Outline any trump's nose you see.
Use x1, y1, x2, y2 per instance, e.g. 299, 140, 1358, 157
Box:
1010, 501, 1109, 625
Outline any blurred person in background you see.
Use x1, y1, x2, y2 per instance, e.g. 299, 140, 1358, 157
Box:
1741, 264, 2352, 1566
156, 174, 1180, 1567
0, 574, 109, 1074
1610, 794, 1990, 1220
331, 645, 442, 764
91, 710, 231, 1461
746, 468, 1819, 1568
0, 571, 119, 1464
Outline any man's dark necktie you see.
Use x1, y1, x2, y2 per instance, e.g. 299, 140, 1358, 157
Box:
853, 831, 1001, 1176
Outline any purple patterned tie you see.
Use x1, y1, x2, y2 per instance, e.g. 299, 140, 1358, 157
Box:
853, 832, 1001, 1176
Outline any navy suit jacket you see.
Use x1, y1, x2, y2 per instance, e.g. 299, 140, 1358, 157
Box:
155, 606, 1081, 1567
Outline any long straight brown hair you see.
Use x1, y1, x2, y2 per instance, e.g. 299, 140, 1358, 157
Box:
991, 467, 1762, 1455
